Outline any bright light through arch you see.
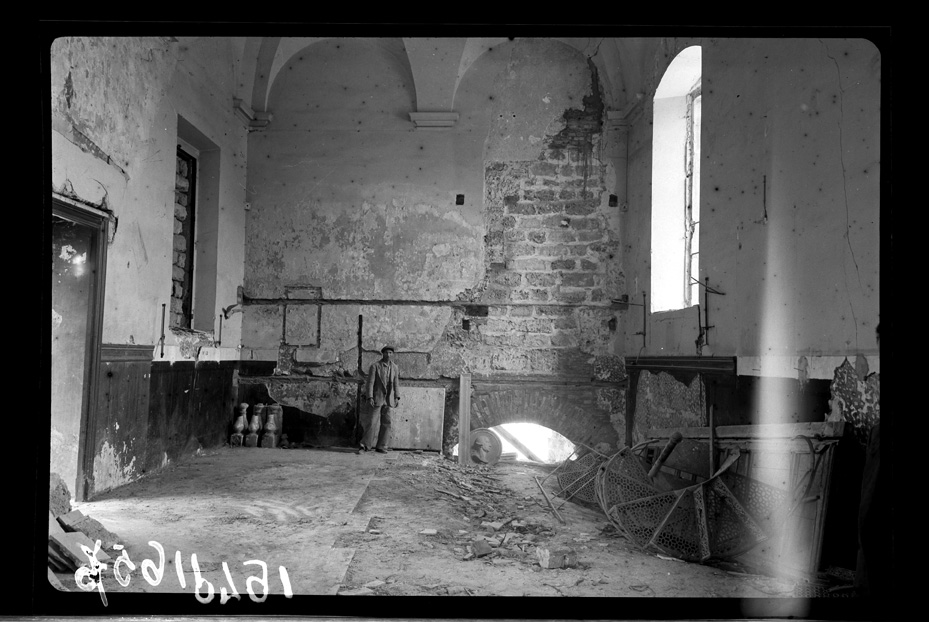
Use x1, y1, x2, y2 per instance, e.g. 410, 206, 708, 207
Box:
452, 422, 575, 464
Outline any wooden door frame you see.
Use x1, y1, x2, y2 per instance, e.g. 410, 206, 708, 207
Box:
52, 195, 109, 501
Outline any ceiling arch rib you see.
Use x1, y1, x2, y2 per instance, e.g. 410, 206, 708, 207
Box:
232, 36, 280, 129
403, 37, 470, 129
236, 36, 658, 133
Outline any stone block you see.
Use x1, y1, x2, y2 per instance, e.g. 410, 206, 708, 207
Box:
56, 510, 86, 532
562, 273, 595, 287
565, 201, 597, 215
230, 433, 243, 447
577, 230, 606, 242
58, 513, 120, 550
49, 473, 72, 518
260, 433, 278, 448
524, 189, 555, 202
285, 286, 322, 299
49, 532, 111, 567
553, 290, 587, 304
245, 433, 259, 447
470, 540, 493, 557
530, 161, 558, 176
536, 547, 577, 569
551, 331, 579, 347
507, 202, 537, 215
570, 218, 601, 230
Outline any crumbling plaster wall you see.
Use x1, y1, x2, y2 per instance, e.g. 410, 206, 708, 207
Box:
50, 36, 249, 351
242, 38, 626, 445
49, 36, 250, 492
622, 38, 880, 381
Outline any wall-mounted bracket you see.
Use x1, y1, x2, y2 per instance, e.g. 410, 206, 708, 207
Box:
691, 277, 726, 348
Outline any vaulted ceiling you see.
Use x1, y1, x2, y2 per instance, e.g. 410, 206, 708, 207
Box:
215, 37, 663, 127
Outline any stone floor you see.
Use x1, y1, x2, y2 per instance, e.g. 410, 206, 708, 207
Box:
42, 445, 864, 619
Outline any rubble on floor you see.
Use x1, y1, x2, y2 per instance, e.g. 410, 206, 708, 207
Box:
48, 473, 121, 574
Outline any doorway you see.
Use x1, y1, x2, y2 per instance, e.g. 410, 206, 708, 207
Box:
50, 198, 107, 501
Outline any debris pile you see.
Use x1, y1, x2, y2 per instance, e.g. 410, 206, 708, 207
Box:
47, 474, 120, 574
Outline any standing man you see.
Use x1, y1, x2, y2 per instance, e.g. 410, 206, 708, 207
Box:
360, 345, 400, 453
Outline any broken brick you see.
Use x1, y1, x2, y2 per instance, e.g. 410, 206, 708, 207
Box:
56, 510, 86, 531
49, 532, 111, 567
536, 547, 578, 569
470, 540, 493, 557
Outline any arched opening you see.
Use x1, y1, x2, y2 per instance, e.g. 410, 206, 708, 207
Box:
651, 45, 702, 313
452, 422, 576, 464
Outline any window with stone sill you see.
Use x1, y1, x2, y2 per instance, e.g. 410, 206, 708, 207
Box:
651, 46, 702, 313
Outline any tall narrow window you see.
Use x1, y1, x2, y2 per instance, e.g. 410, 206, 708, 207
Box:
684, 85, 701, 307
651, 46, 702, 313
173, 145, 197, 328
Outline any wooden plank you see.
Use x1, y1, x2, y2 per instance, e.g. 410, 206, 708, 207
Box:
459, 374, 471, 466
492, 425, 544, 463
648, 421, 845, 440
100, 344, 156, 362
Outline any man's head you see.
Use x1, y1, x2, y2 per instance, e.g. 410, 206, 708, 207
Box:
381, 346, 395, 361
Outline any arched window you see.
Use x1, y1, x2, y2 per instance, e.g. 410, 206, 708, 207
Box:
651, 46, 702, 313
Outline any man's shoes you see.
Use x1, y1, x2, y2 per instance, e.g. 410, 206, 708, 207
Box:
375, 447, 389, 454
359, 444, 369, 452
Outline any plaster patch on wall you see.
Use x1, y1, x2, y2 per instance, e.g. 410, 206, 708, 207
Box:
576, 308, 617, 356
827, 358, 879, 445
635, 371, 706, 436
51, 36, 177, 176
249, 198, 482, 300
169, 326, 215, 360
93, 440, 139, 492
52, 308, 63, 330
266, 379, 355, 417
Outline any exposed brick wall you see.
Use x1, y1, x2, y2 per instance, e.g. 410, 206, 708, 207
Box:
470, 385, 622, 453
464, 60, 622, 382
171, 148, 194, 327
